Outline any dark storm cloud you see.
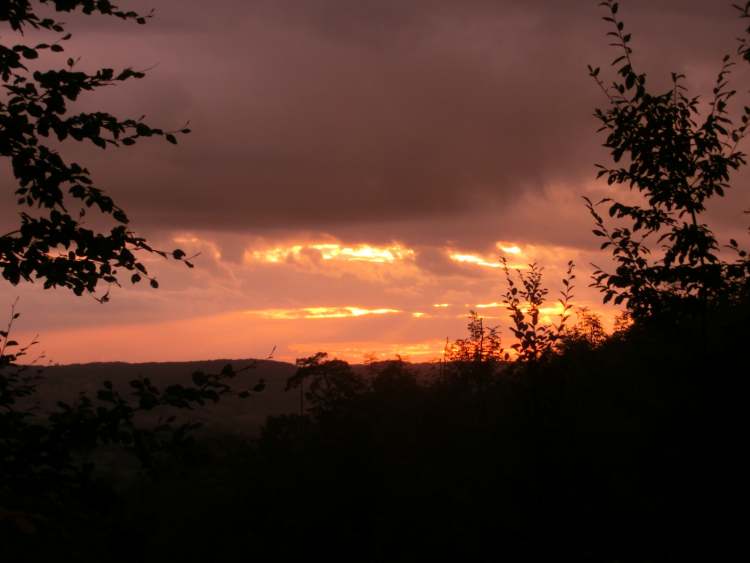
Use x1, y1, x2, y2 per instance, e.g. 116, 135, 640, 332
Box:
6, 0, 749, 244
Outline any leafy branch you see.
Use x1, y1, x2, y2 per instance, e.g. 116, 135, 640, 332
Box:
1, 0, 194, 299
587, 0, 750, 318
501, 258, 574, 362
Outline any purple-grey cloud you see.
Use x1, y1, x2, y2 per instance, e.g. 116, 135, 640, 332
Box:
5, 0, 744, 249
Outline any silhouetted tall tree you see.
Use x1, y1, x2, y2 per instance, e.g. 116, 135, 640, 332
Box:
0, 3, 264, 535
586, 0, 750, 319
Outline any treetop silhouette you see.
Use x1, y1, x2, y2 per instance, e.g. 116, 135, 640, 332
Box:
586, 0, 750, 319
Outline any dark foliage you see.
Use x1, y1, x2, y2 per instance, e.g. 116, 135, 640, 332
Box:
502, 258, 575, 362
441, 310, 506, 393
0, 305, 264, 543
0, 0, 193, 299
285, 352, 366, 417
587, 0, 750, 319
559, 307, 609, 352
3, 299, 744, 561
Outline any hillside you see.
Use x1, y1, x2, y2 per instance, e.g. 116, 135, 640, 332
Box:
33, 359, 299, 436
29, 358, 443, 436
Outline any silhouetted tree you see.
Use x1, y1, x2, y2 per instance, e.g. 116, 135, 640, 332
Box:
0, 8, 269, 532
586, 0, 750, 319
285, 353, 365, 417
0, 0, 193, 299
501, 258, 575, 362
368, 356, 419, 396
561, 306, 608, 349
442, 311, 505, 390
447, 310, 505, 364
0, 4, 243, 517
611, 309, 632, 336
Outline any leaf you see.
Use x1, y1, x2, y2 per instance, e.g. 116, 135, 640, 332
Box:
21, 46, 38, 59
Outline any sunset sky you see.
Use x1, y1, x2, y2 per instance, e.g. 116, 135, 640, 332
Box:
2, 0, 749, 364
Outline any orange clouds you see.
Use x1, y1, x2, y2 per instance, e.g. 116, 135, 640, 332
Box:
311, 243, 414, 263
244, 242, 415, 265
7, 232, 625, 366
497, 244, 522, 255
474, 302, 503, 309
448, 253, 502, 269
448, 241, 530, 270
247, 306, 403, 320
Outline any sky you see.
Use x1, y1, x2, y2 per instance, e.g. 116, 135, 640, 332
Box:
2, 0, 750, 365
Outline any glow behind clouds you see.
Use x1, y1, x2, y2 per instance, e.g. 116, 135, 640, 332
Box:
246, 242, 415, 265
6, 235, 621, 364
2, 0, 748, 364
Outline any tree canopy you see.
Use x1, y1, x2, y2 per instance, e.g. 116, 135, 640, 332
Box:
586, 0, 750, 319
0, 0, 191, 301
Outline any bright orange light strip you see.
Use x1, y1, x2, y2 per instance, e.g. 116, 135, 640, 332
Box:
498, 244, 523, 255
449, 253, 502, 269
289, 341, 446, 363
475, 302, 503, 309
310, 244, 414, 263
246, 242, 414, 265
247, 306, 403, 320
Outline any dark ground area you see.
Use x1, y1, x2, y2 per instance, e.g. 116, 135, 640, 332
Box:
1, 306, 748, 562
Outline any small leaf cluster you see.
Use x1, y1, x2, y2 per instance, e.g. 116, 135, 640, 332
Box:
1, 0, 152, 32
735, 2, 750, 63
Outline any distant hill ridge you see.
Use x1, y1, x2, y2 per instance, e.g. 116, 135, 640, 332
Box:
25, 357, 442, 435
30, 358, 298, 436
